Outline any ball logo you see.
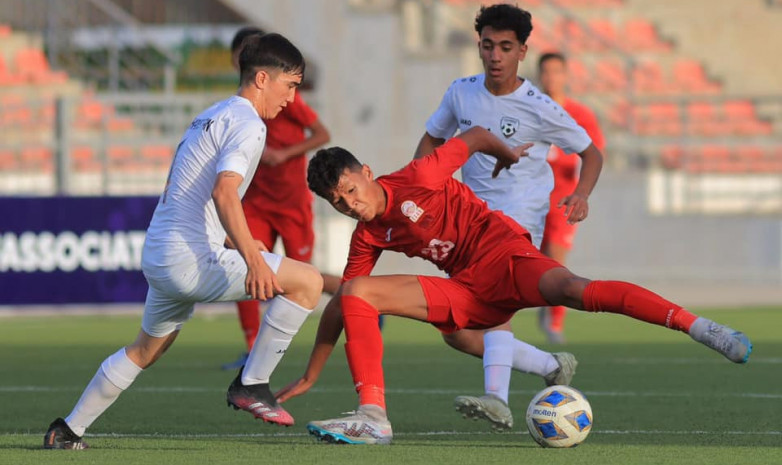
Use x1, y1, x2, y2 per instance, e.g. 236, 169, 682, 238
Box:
400, 200, 424, 223
500, 116, 520, 138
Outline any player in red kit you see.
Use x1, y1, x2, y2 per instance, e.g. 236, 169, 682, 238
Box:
224, 28, 339, 370
538, 52, 606, 344
276, 126, 751, 445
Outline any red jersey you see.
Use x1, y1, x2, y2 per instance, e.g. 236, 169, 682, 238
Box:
244, 92, 318, 210
547, 98, 605, 199
343, 138, 531, 282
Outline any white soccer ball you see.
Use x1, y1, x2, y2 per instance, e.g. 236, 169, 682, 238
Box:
525, 385, 593, 448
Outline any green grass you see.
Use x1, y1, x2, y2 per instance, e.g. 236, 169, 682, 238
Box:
1, 307, 780, 464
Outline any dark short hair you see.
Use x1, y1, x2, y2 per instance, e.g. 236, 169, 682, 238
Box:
231, 26, 264, 54
474, 3, 533, 44
308, 147, 363, 200
239, 33, 305, 84
538, 52, 567, 70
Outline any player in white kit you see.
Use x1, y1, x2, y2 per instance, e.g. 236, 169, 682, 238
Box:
413, 4, 604, 430
44, 34, 322, 450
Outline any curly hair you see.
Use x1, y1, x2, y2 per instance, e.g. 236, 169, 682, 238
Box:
307, 147, 363, 200
474, 3, 533, 44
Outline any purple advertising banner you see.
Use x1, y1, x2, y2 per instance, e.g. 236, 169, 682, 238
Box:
0, 196, 159, 304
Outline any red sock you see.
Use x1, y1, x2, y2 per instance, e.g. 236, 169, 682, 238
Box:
341, 295, 386, 410
237, 300, 260, 350
581, 281, 698, 333
549, 306, 566, 332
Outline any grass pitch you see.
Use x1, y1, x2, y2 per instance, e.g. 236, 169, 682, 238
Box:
0, 306, 780, 465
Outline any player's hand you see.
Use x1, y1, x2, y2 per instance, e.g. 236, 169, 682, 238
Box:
275, 376, 314, 403
254, 239, 269, 253
260, 147, 288, 166
245, 255, 284, 300
559, 192, 589, 224
492, 142, 533, 178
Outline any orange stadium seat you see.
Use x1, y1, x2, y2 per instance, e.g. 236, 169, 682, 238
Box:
722, 100, 772, 136
107, 146, 135, 164
565, 59, 590, 94
631, 61, 666, 94
593, 59, 627, 91
660, 145, 683, 170
20, 147, 54, 172
587, 19, 617, 47
140, 145, 173, 162
0, 54, 24, 86
71, 146, 102, 172
0, 24, 11, 37
621, 19, 671, 52
14, 48, 68, 84
672, 59, 721, 94
0, 149, 17, 170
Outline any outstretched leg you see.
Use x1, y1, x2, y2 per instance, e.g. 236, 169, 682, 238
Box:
534, 267, 752, 363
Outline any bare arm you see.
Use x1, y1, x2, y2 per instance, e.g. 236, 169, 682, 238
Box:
559, 143, 604, 224
261, 119, 331, 166
212, 172, 282, 299
457, 127, 533, 177
275, 288, 345, 402
413, 132, 446, 160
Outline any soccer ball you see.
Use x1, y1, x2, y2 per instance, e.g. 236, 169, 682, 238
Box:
525, 385, 593, 448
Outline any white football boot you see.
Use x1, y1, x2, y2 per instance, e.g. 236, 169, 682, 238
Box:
689, 318, 752, 363
307, 404, 393, 445
544, 352, 578, 386
454, 393, 513, 431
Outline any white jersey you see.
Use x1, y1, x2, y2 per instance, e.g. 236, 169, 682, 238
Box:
425, 74, 591, 246
143, 95, 266, 275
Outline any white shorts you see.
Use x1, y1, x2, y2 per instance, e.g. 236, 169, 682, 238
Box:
141, 249, 283, 337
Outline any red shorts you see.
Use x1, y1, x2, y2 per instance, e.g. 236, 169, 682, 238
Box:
543, 208, 579, 250
242, 201, 314, 262
418, 239, 563, 333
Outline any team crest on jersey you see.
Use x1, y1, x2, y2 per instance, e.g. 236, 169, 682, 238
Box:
401, 200, 424, 223
500, 116, 520, 138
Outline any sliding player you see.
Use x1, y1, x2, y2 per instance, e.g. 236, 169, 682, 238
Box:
277, 126, 751, 445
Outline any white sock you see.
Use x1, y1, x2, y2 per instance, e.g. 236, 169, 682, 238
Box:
241, 296, 312, 385
483, 330, 514, 403
511, 339, 559, 377
64, 347, 142, 436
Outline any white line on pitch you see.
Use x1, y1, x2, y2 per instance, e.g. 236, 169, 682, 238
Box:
2, 385, 781, 399
2, 430, 781, 439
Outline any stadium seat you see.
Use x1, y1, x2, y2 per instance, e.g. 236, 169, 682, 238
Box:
631, 61, 666, 94
0, 149, 17, 170
140, 145, 173, 162
20, 147, 54, 172
0, 54, 24, 86
565, 59, 590, 94
660, 145, 683, 170
14, 48, 68, 84
0, 24, 11, 37
587, 19, 617, 48
722, 100, 772, 136
593, 59, 627, 91
622, 19, 671, 52
672, 59, 721, 94
71, 146, 102, 172
107, 146, 135, 164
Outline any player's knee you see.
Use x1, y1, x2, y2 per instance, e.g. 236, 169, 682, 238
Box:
291, 263, 323, 308
560, 276, 589, 305
341, 276, 374, 302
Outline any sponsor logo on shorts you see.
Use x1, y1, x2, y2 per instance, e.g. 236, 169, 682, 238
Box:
401, 201, 424, 223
